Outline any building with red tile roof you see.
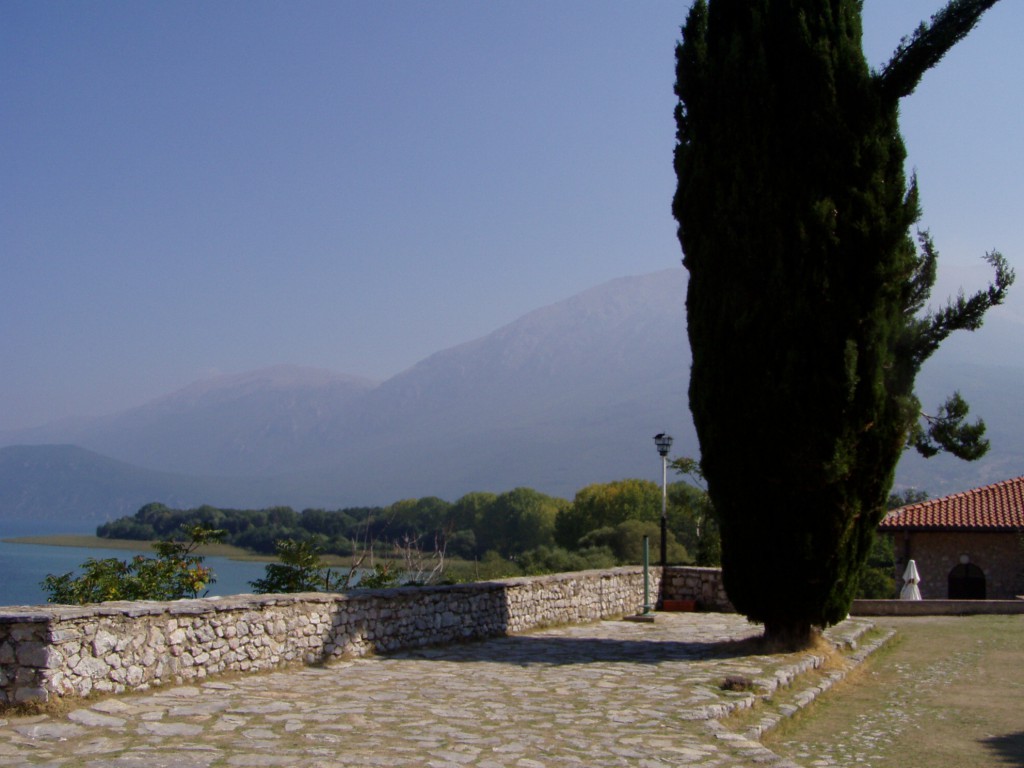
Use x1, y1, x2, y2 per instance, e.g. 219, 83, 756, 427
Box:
881, 476, 1024, 599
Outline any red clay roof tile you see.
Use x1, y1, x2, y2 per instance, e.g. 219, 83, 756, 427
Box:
880, 475, 1024, 531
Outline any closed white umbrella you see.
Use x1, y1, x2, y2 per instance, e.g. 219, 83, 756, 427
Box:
900, 559, 922, 600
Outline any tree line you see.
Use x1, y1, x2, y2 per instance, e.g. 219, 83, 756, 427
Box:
58, 467, 909, 604
96, 475, 721, 573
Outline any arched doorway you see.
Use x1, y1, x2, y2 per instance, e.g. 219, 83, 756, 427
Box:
948, 563, 986, 599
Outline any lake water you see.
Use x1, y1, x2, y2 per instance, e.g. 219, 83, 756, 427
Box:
0, 519, 270, 607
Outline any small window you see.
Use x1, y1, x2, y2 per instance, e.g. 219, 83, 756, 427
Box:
948, 563, 986, 599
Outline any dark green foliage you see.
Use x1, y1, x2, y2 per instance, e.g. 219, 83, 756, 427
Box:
249, 538, 342, 594
97, 489, 567, 570
517, 545, 616, 576
445, 529, 478, 559
382, 497, 453, 541
99, 503, 383, 556
852, 488, 929, 598
43, 525, 225, 604
578, 519, 688, 565
297, 508, 358, 538
449, 491, 497, 531
887, 488, 929, 510
691, 510, 721, 567
477, 488, 564, 558
854, 532, 897, 599
668, 459, 721, 566
555, 478, 716, 565
555, 479, 661, 550
910, 391, 989, 460
854, 567, 895, 600
674, 0, 1010, 644
96, 516, 157, 541
468, 551, 522, 581
356, 562, 402, 589
877, 0, 1004, 101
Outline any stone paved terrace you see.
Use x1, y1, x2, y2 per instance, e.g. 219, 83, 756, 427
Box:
0, 613, 886, 768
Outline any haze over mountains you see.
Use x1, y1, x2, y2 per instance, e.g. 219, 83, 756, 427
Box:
2, 269, 1021, 528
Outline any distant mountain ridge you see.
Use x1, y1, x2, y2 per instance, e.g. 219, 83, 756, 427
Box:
11, 366, 379, 476
2, 269, 1021, 527
0, 444, 285, 526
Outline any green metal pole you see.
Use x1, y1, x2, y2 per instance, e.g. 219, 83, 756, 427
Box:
642, 535, 652, 614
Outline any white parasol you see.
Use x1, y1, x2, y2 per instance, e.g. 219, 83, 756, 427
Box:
900, 559, 922, 600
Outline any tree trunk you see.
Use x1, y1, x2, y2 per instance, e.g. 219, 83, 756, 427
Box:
762, 619, 816, 652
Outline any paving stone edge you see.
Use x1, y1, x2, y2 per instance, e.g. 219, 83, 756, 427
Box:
706, 621, 897, 767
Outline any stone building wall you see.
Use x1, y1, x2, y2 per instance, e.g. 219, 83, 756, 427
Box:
0, 566, 728, 707
890, 530, 1024, 599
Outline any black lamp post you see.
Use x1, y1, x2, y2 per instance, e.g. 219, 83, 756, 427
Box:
653, 433, 673, 572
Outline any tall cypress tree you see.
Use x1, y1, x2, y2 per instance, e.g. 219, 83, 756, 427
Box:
673, 0, 1012, 646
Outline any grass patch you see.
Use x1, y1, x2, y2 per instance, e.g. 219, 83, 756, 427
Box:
3, 534, 273, 561
710, 626, 873, 740
764, 615, 1024, 768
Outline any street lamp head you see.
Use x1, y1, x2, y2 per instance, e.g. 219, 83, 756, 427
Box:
653, 432, 673, 457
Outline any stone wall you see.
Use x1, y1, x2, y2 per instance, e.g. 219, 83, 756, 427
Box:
661, 565, 733, 612
852, 599, 1024, 616
889, 530, 1024, 599
0, 566, 728, 707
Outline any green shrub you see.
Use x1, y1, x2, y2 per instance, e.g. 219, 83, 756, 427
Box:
356, 562, 402, 589
249, 537, 342, 594
517, 545, 616, 575
578, 519, 689, 565
42, 525, 225, 604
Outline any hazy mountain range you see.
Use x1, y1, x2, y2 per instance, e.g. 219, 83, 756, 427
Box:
2, 269, 1021, 528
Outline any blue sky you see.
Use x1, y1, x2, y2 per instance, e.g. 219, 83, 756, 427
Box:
2, 1, 1022, 431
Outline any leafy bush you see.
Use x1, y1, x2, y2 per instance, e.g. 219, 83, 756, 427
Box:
556, 479, 662, 549
249, 538, 343, 594
855, 565, 896, 599
668, 459, 721, 566
517, 545, 616, 575
578, 519, 688, 565
355, 562, 402, 589
855, 531, 897, 599
42, 525, 225, 604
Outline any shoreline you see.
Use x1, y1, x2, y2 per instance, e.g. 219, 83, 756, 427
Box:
2, 534, 274, 562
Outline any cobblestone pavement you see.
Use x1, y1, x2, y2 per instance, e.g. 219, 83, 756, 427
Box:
0, 613, 884, 768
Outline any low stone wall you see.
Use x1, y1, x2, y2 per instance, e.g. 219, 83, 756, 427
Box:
662, 565, 733, 612
0, 566, 727, 706
851, 598, 1024, 616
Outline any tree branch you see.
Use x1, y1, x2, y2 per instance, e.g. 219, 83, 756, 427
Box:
877, 0, 1001, 101
905, 250, 1014, 368
911, 392, 989, 460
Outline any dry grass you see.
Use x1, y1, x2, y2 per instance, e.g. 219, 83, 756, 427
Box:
0, 695, 76, 719
717, 630, 861, 734
764, 615, 1024, 768
2, 534, 268, 559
